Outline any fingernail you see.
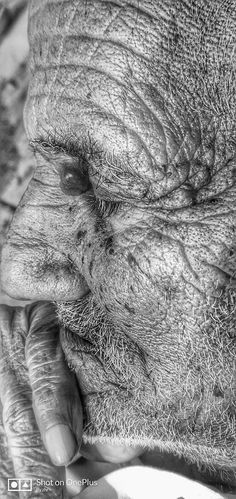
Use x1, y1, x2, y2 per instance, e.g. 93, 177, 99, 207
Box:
45, 424, 76, 465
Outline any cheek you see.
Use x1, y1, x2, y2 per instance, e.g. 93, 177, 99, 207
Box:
82, 221, 231, 342
83, 231, 179, 325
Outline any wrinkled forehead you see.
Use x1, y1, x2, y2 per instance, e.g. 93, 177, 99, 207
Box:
26, 0, 235, 139
28, 0, 235, 58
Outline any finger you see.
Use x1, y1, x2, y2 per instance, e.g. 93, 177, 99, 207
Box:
0, 398, 18, 499
0, 304, 66, 498
25, 301, 83, 467
75, 466, 227, 499
80, 441, 143, 463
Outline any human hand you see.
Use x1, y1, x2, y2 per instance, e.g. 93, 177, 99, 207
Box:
0, 301, 141, 497
0, 301, 82, 497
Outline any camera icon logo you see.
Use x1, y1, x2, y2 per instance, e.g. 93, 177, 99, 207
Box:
8, 479, 32, 492
8, 479, 20, 491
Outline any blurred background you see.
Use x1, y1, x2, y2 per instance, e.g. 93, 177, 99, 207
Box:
0, 0, 33, 304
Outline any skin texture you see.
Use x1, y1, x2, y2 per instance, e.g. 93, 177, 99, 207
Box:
0, 0, 236, 496
0, 304, 68, 498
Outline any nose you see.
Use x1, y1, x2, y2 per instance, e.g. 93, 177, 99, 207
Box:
0, 179, 90, 302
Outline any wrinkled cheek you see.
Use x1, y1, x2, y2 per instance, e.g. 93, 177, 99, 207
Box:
82, 234, 220, 336
83, 243, 169, 330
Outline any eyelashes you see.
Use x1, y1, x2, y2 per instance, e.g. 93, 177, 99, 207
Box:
90, 197, 121, 218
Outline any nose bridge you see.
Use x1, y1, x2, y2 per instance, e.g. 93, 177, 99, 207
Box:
9, 175, 59, 239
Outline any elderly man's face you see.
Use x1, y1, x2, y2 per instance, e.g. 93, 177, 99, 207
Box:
1, 0, 236, 488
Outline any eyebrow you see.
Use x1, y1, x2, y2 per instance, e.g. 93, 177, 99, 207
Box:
29, 137, 88, 161
29, 135, 136, 193
29, 136, 119, 187
29, 136, 119, 180
29, 137, 150, 199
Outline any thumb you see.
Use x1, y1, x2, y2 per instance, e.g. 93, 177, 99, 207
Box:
25, 301, 83, 467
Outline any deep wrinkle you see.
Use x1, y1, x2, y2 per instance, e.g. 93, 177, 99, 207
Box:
1, 0, 236, 495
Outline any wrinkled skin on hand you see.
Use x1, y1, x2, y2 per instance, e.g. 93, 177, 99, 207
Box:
0, 302, 76, 498
1, 0, 236, 494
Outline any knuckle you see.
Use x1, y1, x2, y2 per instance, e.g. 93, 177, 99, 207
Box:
3, 397, 35, 436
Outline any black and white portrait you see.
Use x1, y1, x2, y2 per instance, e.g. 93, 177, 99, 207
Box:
0, 1, 235, 497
